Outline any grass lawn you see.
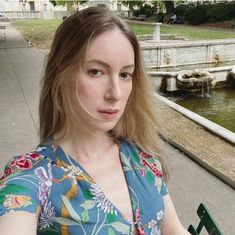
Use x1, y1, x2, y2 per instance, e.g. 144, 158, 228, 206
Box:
12, 19, 235, 49
12, 19, 62, 49
129, 22, 235, 40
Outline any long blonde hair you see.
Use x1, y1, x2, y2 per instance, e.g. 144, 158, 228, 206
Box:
39, 7, 168, 179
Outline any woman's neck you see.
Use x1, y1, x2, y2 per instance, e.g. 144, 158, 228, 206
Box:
54, 130, 115, 162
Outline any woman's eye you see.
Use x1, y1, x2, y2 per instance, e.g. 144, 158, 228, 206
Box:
88, 69, 103, 78
120, 72, 132, 80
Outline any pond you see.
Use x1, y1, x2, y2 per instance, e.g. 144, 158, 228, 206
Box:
176, 88, 235, 133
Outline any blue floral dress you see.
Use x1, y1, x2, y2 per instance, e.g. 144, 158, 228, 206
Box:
0, 139, 168, 235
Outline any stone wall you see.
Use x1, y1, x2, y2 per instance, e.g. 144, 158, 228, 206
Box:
149, 66, 235, 92
142, 39, 235, 69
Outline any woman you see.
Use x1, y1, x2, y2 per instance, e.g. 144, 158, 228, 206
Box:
0, 7, 190, 235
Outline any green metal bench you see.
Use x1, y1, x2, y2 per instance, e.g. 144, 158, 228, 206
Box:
188, 203, 224, 235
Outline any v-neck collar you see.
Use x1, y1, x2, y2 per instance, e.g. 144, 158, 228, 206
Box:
48, 140, 138, 228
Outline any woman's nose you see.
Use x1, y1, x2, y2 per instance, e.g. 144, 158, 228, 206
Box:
104, 77, 122, 102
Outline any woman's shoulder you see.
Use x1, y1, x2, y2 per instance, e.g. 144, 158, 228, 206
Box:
0, 144, 55, 181
118, 138, 143, 154
0, 145, 57, 217
119, 139, 163, 176
119, 139, 167, 195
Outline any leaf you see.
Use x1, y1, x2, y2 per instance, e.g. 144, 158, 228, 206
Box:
123, 166, 131, 171
131, 150, 140, 165
83, 189, 93, 200
108, 227, 116, 235
111, 222, 130, 233
61, 195, 81, 222
38, 227, 61, 235
120, 153, 132, 170
4, 172, 22, 180
0, 195, 5, 205
107, 212, 117, 224
80, 200, 95, 210
55, 217, 80, 226
145, 170, 155, 184
81, 209, 89, 223
130, 195, 138, 210
0, 184, 30, 196
155, 177, 162, 193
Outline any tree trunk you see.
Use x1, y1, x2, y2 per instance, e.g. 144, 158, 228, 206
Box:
164, 1, 175, 14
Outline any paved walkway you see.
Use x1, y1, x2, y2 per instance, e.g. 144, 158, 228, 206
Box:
0, 22, 234, 234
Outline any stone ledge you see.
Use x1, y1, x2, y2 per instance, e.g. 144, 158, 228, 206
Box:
155, 96, 235, 188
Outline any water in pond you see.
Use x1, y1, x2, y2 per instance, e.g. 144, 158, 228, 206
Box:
176, 88, 235, 133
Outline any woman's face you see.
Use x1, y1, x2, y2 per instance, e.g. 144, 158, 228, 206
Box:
75, 28, 135, 133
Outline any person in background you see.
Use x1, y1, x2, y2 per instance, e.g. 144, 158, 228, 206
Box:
168, 12, 177, 24
0, 7, 191, 235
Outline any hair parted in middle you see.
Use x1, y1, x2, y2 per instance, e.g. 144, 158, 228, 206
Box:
39, 7, 168, 179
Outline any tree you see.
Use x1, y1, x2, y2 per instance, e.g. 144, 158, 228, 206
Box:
120, 0, 144, 10
163, 0, 175, 14
120, 0, 175, 14
50, 0, 87, 7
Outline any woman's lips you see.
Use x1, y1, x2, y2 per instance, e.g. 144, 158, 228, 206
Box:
98, 109, 119, 120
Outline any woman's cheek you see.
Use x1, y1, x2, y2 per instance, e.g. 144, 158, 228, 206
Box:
77, 81, 101, 104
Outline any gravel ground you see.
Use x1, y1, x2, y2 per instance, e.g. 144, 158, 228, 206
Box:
155, 97, 235, 185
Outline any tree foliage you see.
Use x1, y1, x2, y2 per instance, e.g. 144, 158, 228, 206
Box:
177, 1, 235, 25
163, 0, 175, 14
120, 0, 145, 10
50, 0, 87, 7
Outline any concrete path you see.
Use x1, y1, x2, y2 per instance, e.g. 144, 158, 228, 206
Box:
0, 22, 44, 160
0, 22, 234, 234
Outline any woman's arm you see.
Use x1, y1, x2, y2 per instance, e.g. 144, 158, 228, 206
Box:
0, 211, 37, 235
161, 194, 191, 235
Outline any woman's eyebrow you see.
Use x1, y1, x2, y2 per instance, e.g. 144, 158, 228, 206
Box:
85, 60, 135, 70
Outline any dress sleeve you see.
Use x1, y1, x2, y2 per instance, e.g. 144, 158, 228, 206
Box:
0, 153, 51, 217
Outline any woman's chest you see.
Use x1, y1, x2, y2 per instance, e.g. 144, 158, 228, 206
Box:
39, 165, 165, 235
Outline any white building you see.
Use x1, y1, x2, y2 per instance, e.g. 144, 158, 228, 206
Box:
87, 0, 127, 11
0, 0, 128, 12
0, 0, 69, 12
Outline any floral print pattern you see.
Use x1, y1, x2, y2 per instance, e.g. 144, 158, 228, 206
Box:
3, 195, 32, 209
38, 201, 56, 230
0, 139, 168, 234
90, 183, 118, 215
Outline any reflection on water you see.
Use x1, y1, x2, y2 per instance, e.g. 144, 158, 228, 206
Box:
176, 88, 235, 133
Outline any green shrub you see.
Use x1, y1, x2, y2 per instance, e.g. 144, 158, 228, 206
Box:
207, 3, 231, 22
154, 12, 164, 23
133, 10, 139, 17
185, 4, 208, 25
178, 2, 235, 25
227, 2, 235, 18
175, 3, 193, 17
139, 4, 154, 17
